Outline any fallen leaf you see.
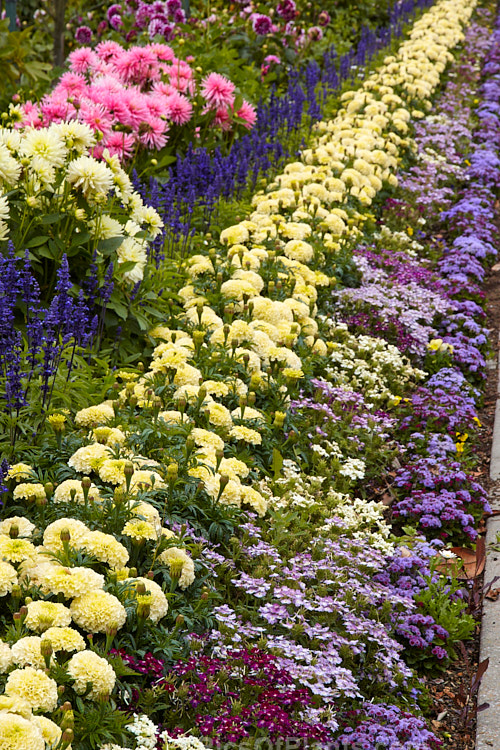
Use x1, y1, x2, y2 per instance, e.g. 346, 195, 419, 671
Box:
485, 587, 500, 601
436, 546, 485, 579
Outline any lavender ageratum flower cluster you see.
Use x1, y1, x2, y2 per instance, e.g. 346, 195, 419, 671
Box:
338, 703, 442, 749
0, 248, 94, 417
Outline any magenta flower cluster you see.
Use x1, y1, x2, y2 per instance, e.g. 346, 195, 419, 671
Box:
18, 42, 256, 161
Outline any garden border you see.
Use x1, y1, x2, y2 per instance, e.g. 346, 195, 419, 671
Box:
476, 344, 500, 749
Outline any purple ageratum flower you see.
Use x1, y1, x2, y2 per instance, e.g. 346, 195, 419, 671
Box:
276, 0, 296, 22
338, 702, 441, 750
252, 13, 273, 35
75, 25, 93, 44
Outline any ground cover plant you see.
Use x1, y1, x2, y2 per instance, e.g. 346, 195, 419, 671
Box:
0, 0, 499, 748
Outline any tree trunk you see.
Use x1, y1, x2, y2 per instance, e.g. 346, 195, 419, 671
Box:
53, 0, 66, 68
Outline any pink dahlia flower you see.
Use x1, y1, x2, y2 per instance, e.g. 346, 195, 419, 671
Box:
165, 90, 193, 125
201, 72, 235, 109
235, 100, 257, 129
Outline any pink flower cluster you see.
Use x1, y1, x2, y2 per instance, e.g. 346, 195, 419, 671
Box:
18, 41, 256, 161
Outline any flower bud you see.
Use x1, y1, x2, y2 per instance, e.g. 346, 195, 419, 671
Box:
9, 524, 19, 539
167, 463, 178, 482
11, 584, 21, 599
60, 528, 71, 544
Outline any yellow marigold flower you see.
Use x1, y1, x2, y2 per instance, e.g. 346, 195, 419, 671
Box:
158, 410, 184, 425
5, 667, 58, 712
0, 537, 36, 564
53, 478, 100, 504
67, 650, 116, 700
130, 502, 161, 535
82, 530, 129, 569
230, 406, 265, 425
68, 443, 109, 473
219, 457, 250, 480
43, 518, 90, 551
220, 223, 250, 245
0, 517, 35, 538
98, 458, 127, 485
42, 626, 85, 653
283, 240, 314, 264
24, 601, 71, 633
47, 413, 66, 431
240, 486, 268, 517
6, 463, 33, 482
282, 368, 304, 380
0, 713, 45, 750
92, 426, 126, 447
33, 716, 61, 749
0, 641, 13, 673
11, 637, 46, 669
41, 565, 105, 599
0, 561, 18, 596
191, 428, 225, 452
122, 518, 158, 542
75, 402, 115, 427
207, 402, 233, 430
125, 576, 169, 622
12, 483, 45, 502
126, 470, 166, 494
158, 548, 195, 589
0, 693, 31, 718
70, 590, 127, 633
278, 222, 312, 241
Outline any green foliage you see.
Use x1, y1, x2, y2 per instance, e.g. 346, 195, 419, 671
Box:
0, 20, 51, 110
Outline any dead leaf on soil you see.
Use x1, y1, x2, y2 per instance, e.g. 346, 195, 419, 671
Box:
436, 540, 485, 579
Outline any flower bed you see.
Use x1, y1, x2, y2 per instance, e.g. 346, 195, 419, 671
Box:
0, 0, 499, 748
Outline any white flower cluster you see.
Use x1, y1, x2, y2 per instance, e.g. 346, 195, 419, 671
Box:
0, 123, 163, 284
127, 714, 158, 749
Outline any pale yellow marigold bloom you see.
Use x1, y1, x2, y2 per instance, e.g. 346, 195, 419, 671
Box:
42, 626, 85, 653
125, 576, 169, 622
41, 566, 105, 599
0, 537, 36, 564
11, 637, 46, 670
70, 590, 127, 633
75, 401, 115, 427
158, 547, 195, 589
12, 483, 45, 502
0, 713, 45, 750
33, 716, 62, 749
0, 517, 35, 538
24, 601, 71, 633
229, 426, 262, 445
68, 443, 109, 473
5, 463, 33, 482
67, 650, 116, 700
5, 667, 58, 712
122, 518, 158, 542
0, 561, 18, 597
